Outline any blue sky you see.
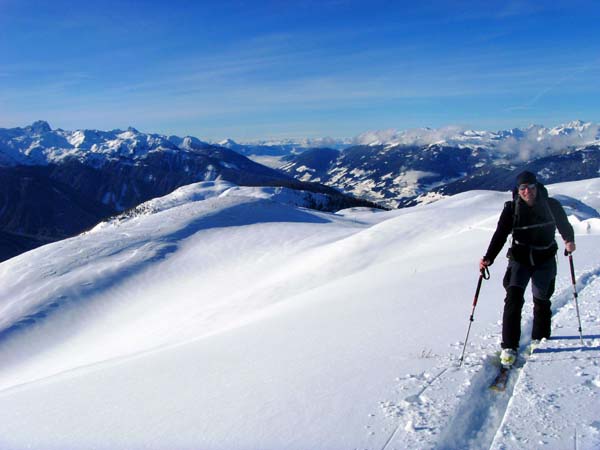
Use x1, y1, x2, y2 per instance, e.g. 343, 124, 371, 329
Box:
1, 0, 600, 141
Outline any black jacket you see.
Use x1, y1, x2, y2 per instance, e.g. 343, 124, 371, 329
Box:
484, 184, 574, 266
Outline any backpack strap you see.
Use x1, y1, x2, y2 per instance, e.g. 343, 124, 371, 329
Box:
510, 183, 558, 264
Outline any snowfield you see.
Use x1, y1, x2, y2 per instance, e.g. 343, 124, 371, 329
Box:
0, 179, 598, 449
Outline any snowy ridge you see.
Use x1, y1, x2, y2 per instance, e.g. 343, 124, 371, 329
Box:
92, 180, 338, 230
0, 179, 598, 449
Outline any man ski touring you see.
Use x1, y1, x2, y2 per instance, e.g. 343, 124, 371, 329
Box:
479, 171, 575, 368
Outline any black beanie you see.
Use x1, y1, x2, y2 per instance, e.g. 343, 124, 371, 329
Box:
516, 171, 537, 186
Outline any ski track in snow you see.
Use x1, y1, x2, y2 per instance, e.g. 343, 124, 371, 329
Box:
490, 268, 600, 450
379, 261, 600, 450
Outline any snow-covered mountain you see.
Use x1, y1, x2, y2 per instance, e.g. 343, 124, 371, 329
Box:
353, 120, 600, 153
0, 121, 176, 167
218, 120, 599, 159
0, 178, 598, 449
279, 121, 600, 208
434, 144, 600, 199
0, 121, 350, 167
280, 143, 497, 207
5, 120, 595, 167
0, 122, 377, 262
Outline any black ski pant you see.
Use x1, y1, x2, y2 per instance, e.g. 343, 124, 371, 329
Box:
501, 258, 556, 350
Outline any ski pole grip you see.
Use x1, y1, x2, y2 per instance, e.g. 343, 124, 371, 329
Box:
472, 267, 489, 307
481, 266, 490, 280
567, 253, 577, 286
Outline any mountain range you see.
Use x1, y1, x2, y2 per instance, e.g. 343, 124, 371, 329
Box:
278, 121, 600, 207
221, 120, 599, 157
0, 122, 377, 262
2, 120, 599, 261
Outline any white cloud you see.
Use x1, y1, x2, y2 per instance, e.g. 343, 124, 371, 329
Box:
497, 122, 600, 160
353, 121, 600, 161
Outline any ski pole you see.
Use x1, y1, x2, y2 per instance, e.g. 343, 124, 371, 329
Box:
459, 266, 490, 367
565, 250, 584, 345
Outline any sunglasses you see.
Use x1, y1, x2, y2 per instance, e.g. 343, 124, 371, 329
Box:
518, 183, 537, 191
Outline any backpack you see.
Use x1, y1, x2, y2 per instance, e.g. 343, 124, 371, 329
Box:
508, 182, 558, 264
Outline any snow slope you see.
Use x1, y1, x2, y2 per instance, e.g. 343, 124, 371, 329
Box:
0, 179, 598, 449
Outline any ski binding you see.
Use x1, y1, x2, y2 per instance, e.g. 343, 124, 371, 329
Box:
489, 366, 510, 392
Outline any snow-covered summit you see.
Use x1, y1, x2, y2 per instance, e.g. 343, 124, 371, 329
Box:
0, 122, 181, 167
549, 119, 594, 137
168, 135, 211, 151
25, 120, 52, 134
218, 138, 239, 147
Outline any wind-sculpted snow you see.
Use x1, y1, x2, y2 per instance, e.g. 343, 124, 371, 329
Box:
0, 179, 598, 449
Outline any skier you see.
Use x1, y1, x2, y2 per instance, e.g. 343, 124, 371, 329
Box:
479, 171, 575, 368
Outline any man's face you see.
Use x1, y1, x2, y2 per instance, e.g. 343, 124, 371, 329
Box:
518, 183, 537, 206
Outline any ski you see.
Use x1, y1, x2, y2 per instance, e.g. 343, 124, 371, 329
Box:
489, 366, 510, 392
